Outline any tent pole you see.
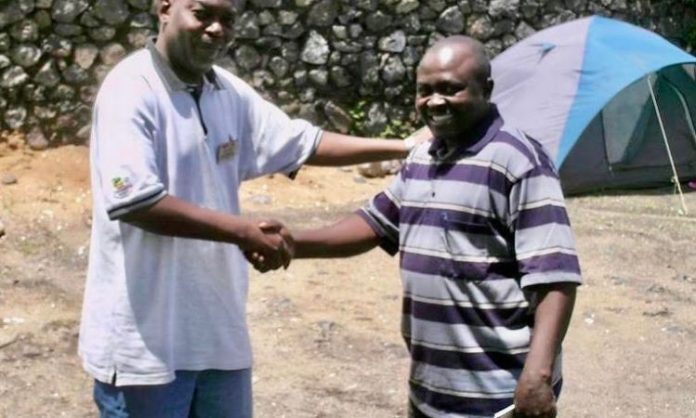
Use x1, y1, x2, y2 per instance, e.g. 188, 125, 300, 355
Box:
647, 74, 689, 215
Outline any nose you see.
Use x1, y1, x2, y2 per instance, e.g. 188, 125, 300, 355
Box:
205, 20, 226, 39
426, 94, 446, 107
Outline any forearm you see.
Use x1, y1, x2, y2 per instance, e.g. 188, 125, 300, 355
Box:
120, 195, 253, 247
294, 214, 380, 258
306, 131, 409, 166
523, 283, 578, 379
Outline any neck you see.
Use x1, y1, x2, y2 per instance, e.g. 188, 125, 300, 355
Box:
155, 36, 205, 85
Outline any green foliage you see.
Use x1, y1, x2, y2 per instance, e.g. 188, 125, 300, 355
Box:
347, 100, 416, 139
685, 0, 696, 51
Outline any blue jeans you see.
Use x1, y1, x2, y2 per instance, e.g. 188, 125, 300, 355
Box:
93, 369, 252, 418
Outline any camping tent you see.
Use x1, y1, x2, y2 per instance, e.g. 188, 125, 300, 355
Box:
491, 16, 696, 194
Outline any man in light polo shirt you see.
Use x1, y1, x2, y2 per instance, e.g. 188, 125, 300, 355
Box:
277, 36, 582, 418
80, 0, 423, 416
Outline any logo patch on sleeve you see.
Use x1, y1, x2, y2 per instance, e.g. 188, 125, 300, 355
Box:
111, 175, 133, 199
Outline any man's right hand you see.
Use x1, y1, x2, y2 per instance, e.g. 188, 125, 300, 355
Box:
241, 219, 294, 272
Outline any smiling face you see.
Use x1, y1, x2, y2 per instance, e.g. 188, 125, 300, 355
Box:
156, 0, 240, 83
415, 38, 493, 145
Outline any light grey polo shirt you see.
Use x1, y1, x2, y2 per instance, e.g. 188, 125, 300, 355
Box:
79, 41, 322, 386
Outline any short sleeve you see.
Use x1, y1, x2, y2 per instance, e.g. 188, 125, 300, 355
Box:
509, 163, 582, 288
236, 84, 322, 181
357, 166, 408, 256
91, 74, 166, 220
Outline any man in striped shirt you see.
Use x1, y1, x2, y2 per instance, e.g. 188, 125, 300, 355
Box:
271, 36, 582, 417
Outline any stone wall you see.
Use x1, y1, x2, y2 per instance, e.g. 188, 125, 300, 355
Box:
0, 0, 693, 148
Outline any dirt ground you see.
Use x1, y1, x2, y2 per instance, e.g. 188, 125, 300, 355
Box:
0, 144, 695, 418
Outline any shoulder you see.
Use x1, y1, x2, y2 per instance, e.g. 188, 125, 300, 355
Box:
95, 50, 157, 107
482, 124, 558, 181
210, 65, 257, 98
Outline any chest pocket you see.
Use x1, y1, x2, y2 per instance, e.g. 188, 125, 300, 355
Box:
441, 211, 511, 281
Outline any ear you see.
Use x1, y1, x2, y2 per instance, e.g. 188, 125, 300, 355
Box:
158, 0, 173, 23
484, 77, 494, 99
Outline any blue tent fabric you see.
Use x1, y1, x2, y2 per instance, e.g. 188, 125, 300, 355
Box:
491, 16, 696, 167
558, 17, 696, 164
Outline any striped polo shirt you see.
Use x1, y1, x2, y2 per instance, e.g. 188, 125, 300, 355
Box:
359, 107, 582, 417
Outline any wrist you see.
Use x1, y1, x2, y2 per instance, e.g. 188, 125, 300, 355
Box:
403, 135, 417, 152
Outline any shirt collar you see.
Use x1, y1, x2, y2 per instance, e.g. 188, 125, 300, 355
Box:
428, 105, 503, 160
146, 38, 223, 92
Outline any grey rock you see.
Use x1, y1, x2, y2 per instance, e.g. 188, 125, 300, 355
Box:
94, 0, 130, 25
360, 51, 380, 85
365, 11, 392, 32
93, 64, 112, 83
489, 0, 519, 18
492, 18, 516, 37
324, 101, 352, 133
520, 1, 541, 19
251, 0, 282, 7
328, 50, 341, 65
381, 55, 406, 84
26, 127, 49, 150
251, 70, 274, 89
0, 54, 9, 69
79, 9, 101, 27
356, 0, 378, 11
36, 0, 53, 8
10, 20, 39, 42
4, 106, 27, 130
51, 0, 89, 23
428, 0, 448, 12
401, 45, 421, 66
88, 27, 117, 42
236, 11, 259, 39
0, 2, 29, 30
0, 33, 10, 52
34, 105, 57, 121
418, 5, 438, 20
54, 23, 83, 37
278, 10, 299, 25
332, 25, 348, 39
280, 42, 299, 62
437, 6, 465, 33
127, 28, 154, 48
74, 44, 99, 69
23, 83, 49, 102
308, 68, 328, 86
307, 0, 338, 27
258, 10, 275, 26
329, 65, 352, 87
234, 45, 260, 71
298, 87, 315, 102
99, 42, 127, 66
349, 23, 363, 38
34, 10, 52, 29
293, 69, 308, 86
51, 82, 74, 98
1, 173, 18, 185
364, 102, 387, 135
396, 0, 419, 14
298, 103, 320, 123
402, 13, 421, 33
280, 22, 305, 39
294, 0, 315, 7
564, 0, 587, 11
300, 30, 330, 65
268, 56, 290, 77
470, 0, 488, 12
130, 12, 154, 28
467, 15, 495, 40
1, 66, 28, 88
254, 36, 282, 49
332, 40, 362, 53
262, 23, 283, 37
61, 64, 90, 85
515, 21, 536, 39
128, 0, 151, 10
34, 61, 60, 86
378, 30, 407, 53
407, 35, 428, 46
42, 34, 72, 58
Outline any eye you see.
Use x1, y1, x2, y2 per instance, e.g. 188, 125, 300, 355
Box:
416, 85, 432, 96
193, 8, 211, 23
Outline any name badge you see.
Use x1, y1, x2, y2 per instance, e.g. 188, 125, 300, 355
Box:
217, 136, 237, 162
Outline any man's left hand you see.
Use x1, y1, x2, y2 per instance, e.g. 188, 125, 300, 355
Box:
512, 370, 557, 418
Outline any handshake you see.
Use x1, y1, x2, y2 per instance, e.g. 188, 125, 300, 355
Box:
241, 219, 296, 273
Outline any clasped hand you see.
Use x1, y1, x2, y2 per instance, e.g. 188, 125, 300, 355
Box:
242, 220, 295, 273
